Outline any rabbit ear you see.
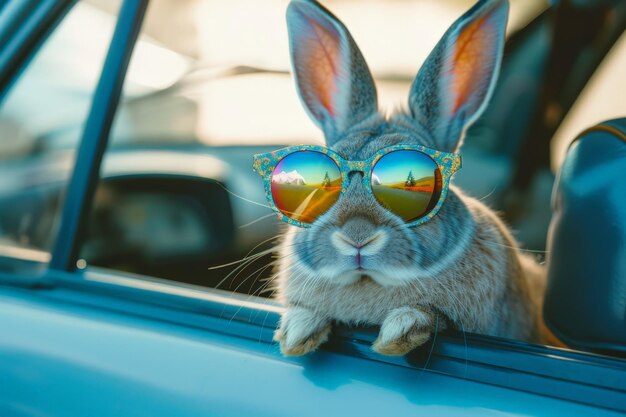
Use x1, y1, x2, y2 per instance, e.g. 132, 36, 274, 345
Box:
287, 0, 378, 144
408, 0, 509, 152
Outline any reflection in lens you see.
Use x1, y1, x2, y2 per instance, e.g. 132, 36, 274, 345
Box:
271, 151, 341, 223
371, 150, 442, 222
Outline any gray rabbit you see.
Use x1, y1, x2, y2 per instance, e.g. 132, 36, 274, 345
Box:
272, 0, 548, 356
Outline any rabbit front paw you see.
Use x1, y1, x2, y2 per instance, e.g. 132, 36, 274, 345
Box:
274, 306, 331, 356
373, 307, 435, 356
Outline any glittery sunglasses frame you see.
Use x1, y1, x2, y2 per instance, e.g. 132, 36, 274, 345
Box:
252, 144, 462, 228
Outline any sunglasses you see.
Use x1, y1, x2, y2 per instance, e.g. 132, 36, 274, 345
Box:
252, 144, 461, 228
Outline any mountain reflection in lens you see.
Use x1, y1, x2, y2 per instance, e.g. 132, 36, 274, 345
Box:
271, 151, 341, 223
371, 150, 442, 222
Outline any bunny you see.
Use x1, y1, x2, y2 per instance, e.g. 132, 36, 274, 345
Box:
272, 0, 547, 356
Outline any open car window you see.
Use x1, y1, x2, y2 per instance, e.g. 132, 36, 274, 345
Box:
82, 0, 550, 292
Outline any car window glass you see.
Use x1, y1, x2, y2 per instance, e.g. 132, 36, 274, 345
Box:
0, 1, 120, 269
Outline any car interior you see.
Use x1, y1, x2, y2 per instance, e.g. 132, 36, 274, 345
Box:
544, 118, 626, 356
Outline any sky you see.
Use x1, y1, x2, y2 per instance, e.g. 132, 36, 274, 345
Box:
274, 151, 340, 184
372, 151, 436, 185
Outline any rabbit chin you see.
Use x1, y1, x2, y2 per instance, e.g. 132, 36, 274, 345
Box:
327, 268, 415, 287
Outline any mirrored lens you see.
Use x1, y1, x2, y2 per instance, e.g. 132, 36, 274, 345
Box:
271, 151, 341, 224
371, 150, 442, 222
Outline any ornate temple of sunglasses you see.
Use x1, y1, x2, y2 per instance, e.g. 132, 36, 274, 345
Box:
252, 144, 462, 228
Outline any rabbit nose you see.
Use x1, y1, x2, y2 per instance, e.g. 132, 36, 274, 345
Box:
331, 219, 388, 256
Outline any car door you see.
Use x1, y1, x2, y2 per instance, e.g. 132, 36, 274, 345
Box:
1, 1, 625, 417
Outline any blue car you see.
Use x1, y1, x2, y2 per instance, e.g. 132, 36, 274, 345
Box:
0, 0, 625, 416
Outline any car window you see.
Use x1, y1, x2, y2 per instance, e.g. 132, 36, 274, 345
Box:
0, 1, 120, 269
77, 0, 547, 297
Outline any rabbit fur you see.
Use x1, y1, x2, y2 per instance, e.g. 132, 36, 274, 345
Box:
273, 0, 547, 356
